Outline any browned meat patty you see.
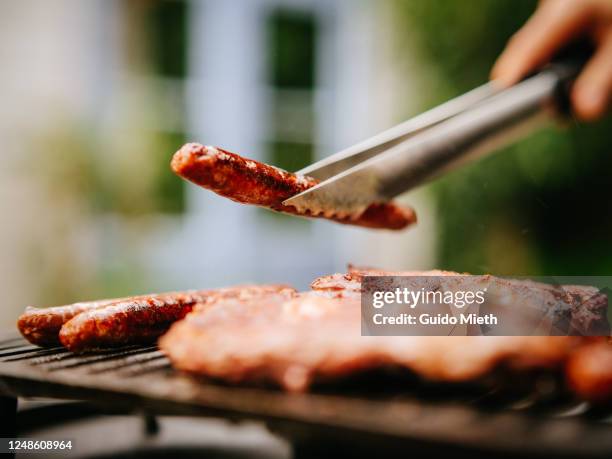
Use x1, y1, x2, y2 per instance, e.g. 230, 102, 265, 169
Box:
171, 143, 416, 230
160, 270, 606, 394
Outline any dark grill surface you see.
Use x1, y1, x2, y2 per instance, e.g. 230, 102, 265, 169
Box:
1, 332, 612, 458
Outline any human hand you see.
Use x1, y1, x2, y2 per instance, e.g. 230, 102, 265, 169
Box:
492, 0, 612, 120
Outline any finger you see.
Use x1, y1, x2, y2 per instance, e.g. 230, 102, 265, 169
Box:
572, 29, 612, 120
492, 0, 596, 86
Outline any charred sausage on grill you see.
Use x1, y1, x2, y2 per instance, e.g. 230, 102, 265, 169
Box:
59, 285, 296, 352
171, 143, 416, 230
18, 297, 132, 346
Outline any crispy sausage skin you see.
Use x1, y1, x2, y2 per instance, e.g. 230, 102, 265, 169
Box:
566, 340, 612, 403
171, 143, 416, 230
18, 291, 199, 347
18, 297, 131, 347
58, 292, 206, 352
58, 285, 296, 353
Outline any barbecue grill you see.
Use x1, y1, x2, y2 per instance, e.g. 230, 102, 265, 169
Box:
1, 331, 611, 459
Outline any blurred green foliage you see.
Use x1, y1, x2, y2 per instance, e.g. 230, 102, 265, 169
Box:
268, 141, 313, 172
92, 131, 186, 215
146, 0, 189, 78
26, 123, 152, 306
262, 9, 316, 224
268, 10, 317, 89
267, 9, 316, 172
394, 0, 612, 275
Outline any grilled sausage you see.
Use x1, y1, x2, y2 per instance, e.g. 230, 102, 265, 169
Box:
566, 340, 612, 403
58, 292, 205, 352
171, 143, 416, 230
58, 285, 296, 352
18, 291, 202, 347
18, 297, 131, 347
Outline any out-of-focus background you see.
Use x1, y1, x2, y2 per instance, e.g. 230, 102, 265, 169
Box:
1, 0, 610, 328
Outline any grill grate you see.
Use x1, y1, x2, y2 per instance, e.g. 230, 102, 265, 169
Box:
1, 332, 611, 458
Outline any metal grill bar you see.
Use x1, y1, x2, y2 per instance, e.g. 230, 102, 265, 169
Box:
0, 337, 28, 347
40, 346, 160, 371
85, 350, 166, 374
0, 343, 41, 352
2, 347, 70, 361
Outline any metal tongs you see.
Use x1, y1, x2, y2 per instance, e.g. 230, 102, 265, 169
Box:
283, 53, 586, 218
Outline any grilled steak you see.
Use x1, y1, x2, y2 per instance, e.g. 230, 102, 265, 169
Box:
160, 269, 609, 394
346, 267, 610, 336
171, 143, 416, 230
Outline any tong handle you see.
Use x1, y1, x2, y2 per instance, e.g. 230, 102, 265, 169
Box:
544, 38, 593, 114
377, 53, 586, 200
298, 82, 500, 181
282, 43, 591, 217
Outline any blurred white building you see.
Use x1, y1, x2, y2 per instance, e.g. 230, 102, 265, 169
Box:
0, 0, 435, 326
